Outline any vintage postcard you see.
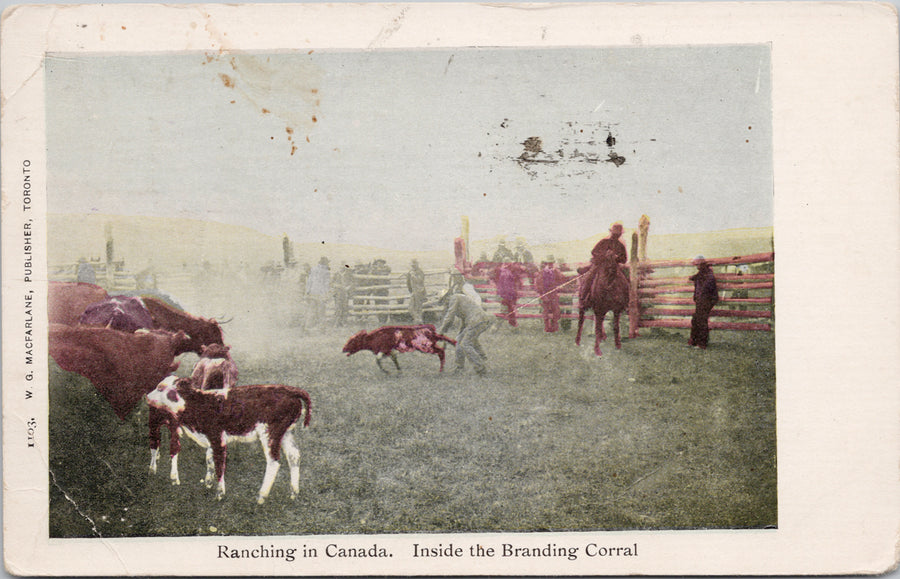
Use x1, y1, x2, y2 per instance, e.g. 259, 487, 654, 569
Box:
2, 2, 898, 576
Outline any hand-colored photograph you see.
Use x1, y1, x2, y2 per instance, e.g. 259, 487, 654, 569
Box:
43, 44, 776, 539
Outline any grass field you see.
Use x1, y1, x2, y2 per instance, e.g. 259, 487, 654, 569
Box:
49, 317, 776, 538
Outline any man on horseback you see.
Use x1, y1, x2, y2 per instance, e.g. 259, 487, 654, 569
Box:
580, 222, 628, 292
576, 222, 630, 356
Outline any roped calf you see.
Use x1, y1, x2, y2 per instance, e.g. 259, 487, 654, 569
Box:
146, 376, 311, 504
342, 324, 457, 373
148, 343, 239, 483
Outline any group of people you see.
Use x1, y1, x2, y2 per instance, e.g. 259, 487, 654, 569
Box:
298, 220, 720, 370
476, 221, 720, 359
298, 257, 431, 328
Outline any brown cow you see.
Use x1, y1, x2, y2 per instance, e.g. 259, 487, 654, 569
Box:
48, 281, 109, 326
147, 376, 311, 504
49, 323, 193, 420
342, 324, 457, 373
141, 296, 225, 355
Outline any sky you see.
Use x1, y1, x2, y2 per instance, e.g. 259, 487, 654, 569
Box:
46, 45, 772, 251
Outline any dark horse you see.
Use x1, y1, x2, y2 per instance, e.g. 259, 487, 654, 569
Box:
575, 249, 630, 356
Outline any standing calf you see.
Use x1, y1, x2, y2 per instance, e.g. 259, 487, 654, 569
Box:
148, 344, 239, 483
146, 377, 311, 504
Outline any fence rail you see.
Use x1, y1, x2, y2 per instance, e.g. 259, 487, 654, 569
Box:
456, 230, 774, 335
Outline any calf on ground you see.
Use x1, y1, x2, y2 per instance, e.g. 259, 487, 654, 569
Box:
146, 377, 311, 504
342, 324, 457, 373
148, 343, 240, 482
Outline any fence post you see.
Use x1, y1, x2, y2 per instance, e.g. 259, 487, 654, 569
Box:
628, 216, 649, 338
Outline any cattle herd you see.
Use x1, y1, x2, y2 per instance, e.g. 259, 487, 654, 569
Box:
49, 281, 312, 504
49, 281, 466, 504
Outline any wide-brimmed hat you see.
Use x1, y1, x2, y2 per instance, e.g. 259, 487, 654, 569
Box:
692, 255, 707, 265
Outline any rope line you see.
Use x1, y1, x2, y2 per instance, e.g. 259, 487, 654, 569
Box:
501, 270, 589, 316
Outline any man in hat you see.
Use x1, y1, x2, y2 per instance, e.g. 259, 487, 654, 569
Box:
406, 259, 427, 323
580, 222, 628, 294
493, 263, 522, 327
514, 239, 534, 264
492, 240, 515, 263
535, 256, 567, 333
688, 255, 719, 349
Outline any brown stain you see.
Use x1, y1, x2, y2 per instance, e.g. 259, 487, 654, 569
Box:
121, 26, 126, 30
312, 115, 317, 123
523, 136, 543, 153
219, 74, 235, 89
286, 127, 294, 136
262, 108, 270, 114
290, 144, 298, 156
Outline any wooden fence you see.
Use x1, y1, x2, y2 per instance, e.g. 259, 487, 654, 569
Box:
629, 252, 774, 336
347, 269, 449, 320
464, 264, 581, 322
456, 235, 774, 336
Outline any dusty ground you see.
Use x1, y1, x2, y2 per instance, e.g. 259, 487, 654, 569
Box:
49, 316, 775, 538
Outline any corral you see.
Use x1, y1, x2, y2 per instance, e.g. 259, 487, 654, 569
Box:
49, 309, 775, 537
47, 219, 776, 538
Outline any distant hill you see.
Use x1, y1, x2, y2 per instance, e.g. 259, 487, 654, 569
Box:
49, 213, 773, 275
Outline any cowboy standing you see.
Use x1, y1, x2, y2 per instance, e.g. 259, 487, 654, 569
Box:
306, 256, 331, 328
535, 257, 567, 333
406, 259, 427, 323
689, 255, 719, 349
494, 263, 521, 327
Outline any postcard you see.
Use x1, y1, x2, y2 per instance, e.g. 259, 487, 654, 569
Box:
2, 2, 898, 576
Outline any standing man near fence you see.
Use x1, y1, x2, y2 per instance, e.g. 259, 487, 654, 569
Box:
688, 255, 719, 349
306, 256, 331, 329
494, 263, 521, 328
406, 259, 427, 324
535, 257, 567, 333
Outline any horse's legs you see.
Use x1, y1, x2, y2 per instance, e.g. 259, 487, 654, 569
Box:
594, 312, 604, 356
575, 308, 586, 346
613, 310, 622, 349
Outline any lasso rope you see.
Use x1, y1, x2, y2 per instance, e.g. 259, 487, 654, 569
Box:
502, 269, 589, 316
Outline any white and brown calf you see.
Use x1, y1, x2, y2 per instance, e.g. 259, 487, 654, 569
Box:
148, 344, 239, 483
146, 376, 311, 504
